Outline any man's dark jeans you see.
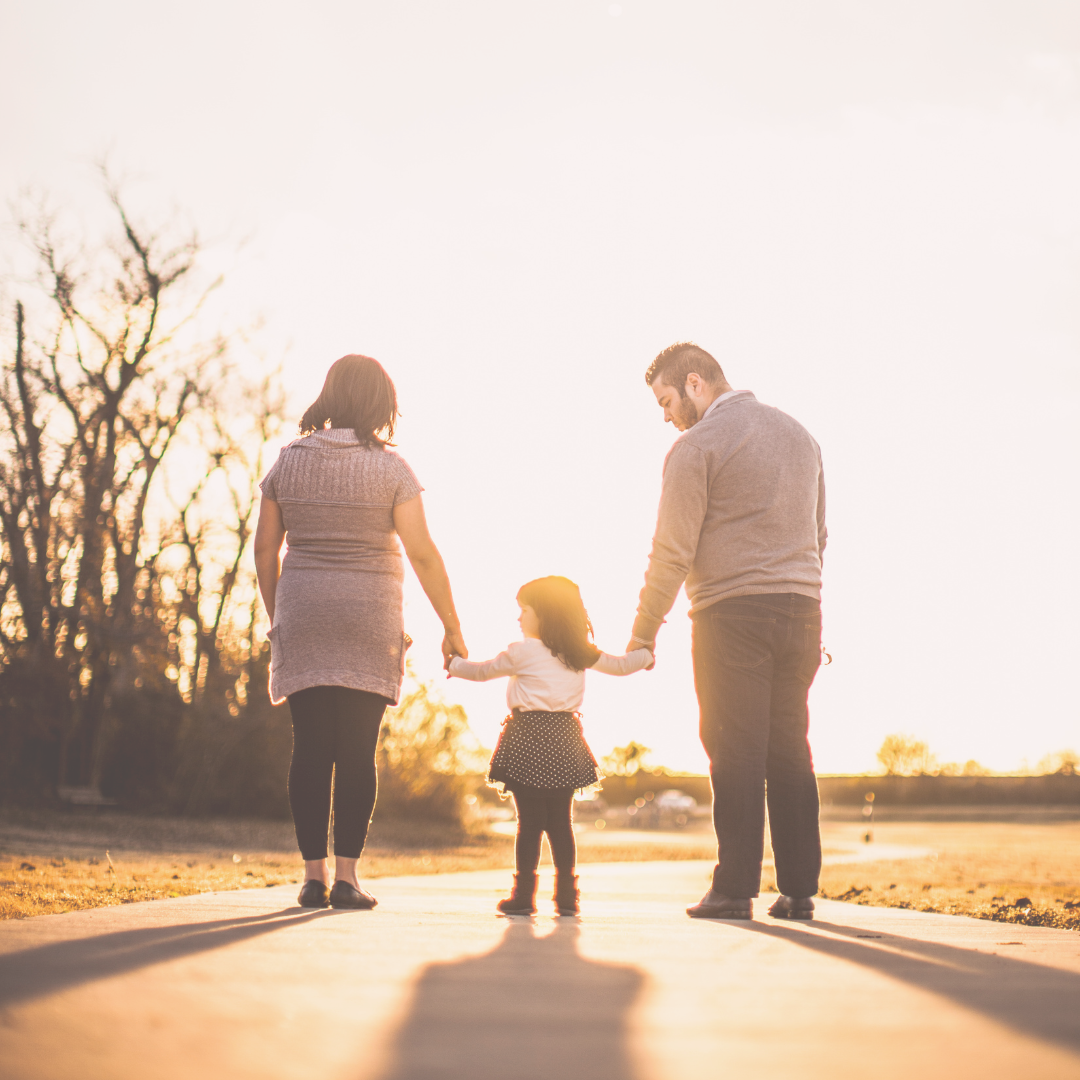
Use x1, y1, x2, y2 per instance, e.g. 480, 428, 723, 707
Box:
692, 592, 823, 899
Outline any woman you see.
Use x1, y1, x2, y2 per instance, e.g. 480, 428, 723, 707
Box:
254, 354, 467, 910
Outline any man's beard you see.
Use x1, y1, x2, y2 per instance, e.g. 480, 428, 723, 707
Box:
674, 393, 699, 429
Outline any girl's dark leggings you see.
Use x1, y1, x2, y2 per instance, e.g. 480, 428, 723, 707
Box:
287, 685, 388, 861
512, 789, 576, 872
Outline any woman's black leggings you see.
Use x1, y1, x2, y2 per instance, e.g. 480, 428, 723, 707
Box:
287, 686, 388, 861
512, 789, 576, 872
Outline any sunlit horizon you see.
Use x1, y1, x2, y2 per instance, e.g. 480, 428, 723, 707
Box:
2, 1, 1078, 774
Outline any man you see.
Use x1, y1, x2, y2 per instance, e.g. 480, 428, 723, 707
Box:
627, 342, 826, 920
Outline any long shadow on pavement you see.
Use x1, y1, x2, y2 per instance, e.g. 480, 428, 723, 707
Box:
0, 905, 330, 1008
718, 916, 1080, 1056
378, 918, 646, 1080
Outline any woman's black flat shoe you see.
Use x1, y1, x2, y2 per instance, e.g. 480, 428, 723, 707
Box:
297, 880, 330, 908
329, 880, 378, 910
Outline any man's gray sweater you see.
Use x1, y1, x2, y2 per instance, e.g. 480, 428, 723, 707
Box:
632, 391, 826, 644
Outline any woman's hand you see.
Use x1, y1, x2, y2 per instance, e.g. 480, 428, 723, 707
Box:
442, 629, 468, 670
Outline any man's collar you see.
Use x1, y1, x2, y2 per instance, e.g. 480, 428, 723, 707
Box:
700, 389, 750, 422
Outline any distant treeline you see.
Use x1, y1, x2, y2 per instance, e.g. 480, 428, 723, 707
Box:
593, 772, 1080, 810
819, 773, 1080, 807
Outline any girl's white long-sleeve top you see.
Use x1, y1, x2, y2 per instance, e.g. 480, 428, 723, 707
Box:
448, 637, 653, 713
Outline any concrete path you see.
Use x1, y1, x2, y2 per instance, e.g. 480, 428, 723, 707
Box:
1, 861, 1078, 1080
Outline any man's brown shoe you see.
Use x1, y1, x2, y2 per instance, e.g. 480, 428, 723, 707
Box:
768, 895, 815, 920
686, 889, 752, 919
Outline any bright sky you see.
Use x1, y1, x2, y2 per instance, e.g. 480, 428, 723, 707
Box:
2, 1, 1078, 773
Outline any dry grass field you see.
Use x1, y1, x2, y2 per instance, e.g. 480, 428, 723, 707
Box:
1, 807, 1078, 930
814, 818, 1080, 930
0, 808, 515, 920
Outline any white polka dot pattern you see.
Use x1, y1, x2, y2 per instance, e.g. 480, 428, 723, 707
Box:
487, 710, 600, 793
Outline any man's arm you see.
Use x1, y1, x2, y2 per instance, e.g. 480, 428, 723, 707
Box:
816, 448, 827, 566
626, 442, 709, 652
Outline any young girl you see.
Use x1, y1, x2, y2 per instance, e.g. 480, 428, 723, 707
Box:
448, 575, 653, 916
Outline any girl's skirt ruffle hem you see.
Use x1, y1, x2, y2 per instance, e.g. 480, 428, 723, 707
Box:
487, 709, 603, 797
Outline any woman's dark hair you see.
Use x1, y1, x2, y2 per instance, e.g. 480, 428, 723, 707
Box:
517, 576, 602, 673
299, 355, 398, 447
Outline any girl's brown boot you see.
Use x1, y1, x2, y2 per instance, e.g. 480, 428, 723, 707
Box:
496, 872, 538, 915
554, 871, 580, 915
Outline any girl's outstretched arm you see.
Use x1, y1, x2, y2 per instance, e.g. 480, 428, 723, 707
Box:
592, 648, 654, 676
448, 651, 515, 682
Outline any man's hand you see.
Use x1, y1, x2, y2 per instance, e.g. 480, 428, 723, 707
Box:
626, 639, 656, 670
443, 629, 468, 671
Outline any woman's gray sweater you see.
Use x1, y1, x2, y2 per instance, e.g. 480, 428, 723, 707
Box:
260, 428, 422, 704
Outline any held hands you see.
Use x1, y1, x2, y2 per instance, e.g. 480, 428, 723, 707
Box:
626, 639, 657, 670
442, 628, 468, 674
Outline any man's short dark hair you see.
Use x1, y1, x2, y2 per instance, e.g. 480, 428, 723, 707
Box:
645, 342, 725, 394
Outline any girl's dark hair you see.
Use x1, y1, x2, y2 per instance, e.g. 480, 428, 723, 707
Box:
517, 576, 602, 673
299, 355, 398, 447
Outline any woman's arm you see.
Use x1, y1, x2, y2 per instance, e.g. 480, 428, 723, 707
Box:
393, 493, 467, 666
253, 496, 287, 624
592, 649, 654, 676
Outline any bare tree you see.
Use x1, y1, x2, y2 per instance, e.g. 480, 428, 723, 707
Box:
152, 372, 287, 813
0, 177, 279, 797
158, 371, 285, 707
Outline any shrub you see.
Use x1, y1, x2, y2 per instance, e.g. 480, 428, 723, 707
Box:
601, 741, 652, 777
877, 734, 936, 776
375, 672, 487, 826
